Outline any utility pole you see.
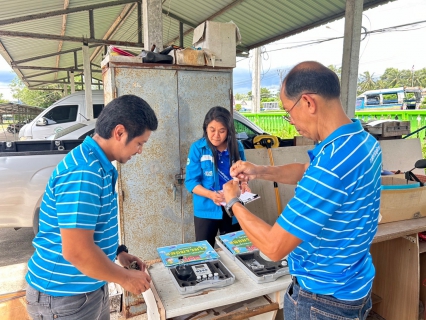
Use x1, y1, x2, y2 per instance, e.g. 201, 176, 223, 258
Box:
251, 47, 261, 113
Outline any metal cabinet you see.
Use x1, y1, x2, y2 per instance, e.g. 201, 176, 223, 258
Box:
102, 56, 233, 259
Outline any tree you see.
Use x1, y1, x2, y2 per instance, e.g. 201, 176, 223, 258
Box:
10, 77, 63, 108
328, 65, 341, 82
260, 87, 271, 101
0, 93, 7, 103
380, 68, 406, 88
358, 71, 377, 94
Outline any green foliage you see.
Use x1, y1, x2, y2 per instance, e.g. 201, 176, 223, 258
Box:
10, 77, 64, 108
327, 65, 341, 82
0, 93, 8, 103
234, 93, 245, 100
235, 103, 242, 111
357, 67, 426, 95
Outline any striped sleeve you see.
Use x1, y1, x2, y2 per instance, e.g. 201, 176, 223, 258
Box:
54, 166, 103, 229
278, 165, 347, 242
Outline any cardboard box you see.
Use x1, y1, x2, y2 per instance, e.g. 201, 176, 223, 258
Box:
193, 21, 241, 68
294, 136, 315, 146
174, 48, 205, 66
379, 176, 426, 224
366, 120, 410, 138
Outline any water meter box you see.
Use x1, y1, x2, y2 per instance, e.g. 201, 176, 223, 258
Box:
216, 231, 289, 283
157, 240, 235, 295
168, 260, 235, 294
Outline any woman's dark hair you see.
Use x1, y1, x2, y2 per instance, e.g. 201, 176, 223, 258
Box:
202, 106, 240, 168
95, 95, 158, 144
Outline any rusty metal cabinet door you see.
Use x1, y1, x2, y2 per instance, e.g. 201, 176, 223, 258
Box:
103, 63, 232, 260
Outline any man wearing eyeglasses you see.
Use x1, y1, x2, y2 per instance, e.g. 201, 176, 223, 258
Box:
223, 61, 382, 319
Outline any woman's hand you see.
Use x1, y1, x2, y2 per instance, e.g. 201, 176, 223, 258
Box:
211, 190, 225, 206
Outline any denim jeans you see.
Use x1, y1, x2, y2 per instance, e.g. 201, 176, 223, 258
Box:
284, 277, 372, 320
26, 283, 110, 320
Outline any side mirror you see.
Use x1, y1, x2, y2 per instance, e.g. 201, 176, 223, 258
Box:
415, 159, 426, 169
36, 117, 48, 126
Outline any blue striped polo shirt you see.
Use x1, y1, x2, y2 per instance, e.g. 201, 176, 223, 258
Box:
26, 136, 119, 296
278, 120, 382, 300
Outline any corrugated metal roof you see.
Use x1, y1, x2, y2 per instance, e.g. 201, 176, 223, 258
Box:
0, 0, 394, 90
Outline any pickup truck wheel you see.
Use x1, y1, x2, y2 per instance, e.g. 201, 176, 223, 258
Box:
33, 208, 40, 235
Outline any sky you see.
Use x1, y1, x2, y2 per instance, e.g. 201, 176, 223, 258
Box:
233, 0, 426, 94
0, 0, 425, 101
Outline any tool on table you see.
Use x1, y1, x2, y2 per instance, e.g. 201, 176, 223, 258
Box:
253, 135, 282, 216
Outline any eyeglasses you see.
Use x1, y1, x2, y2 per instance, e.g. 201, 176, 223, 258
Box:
282, 92, 317, 122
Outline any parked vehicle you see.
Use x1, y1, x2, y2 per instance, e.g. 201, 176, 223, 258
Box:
6, 120, 31, 134
19, 90, 104, 140
2, 111, 291, 233
261, 101, 280, 111
356, 87, 422, 111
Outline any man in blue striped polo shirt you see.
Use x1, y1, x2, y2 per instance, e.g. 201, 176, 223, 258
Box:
224, 61, 381, 319
25, 95, 158, 320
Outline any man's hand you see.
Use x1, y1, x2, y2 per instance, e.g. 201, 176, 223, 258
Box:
117, 252, 146, 272
230, 160, 258, 182
240, 181, 251, 194
121, 269, 152, 295
223, 180, 241, 203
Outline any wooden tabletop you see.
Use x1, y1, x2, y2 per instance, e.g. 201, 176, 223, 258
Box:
373, 216, 426, 243
148, 250, 291, 318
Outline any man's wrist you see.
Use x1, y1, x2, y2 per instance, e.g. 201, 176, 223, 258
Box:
116, 244, 128, 258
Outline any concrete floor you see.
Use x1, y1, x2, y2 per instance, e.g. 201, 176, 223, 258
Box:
0, 228, 34, 295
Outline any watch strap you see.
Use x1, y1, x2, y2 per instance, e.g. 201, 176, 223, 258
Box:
116, 244, 128, 257
225, 197, 242, 217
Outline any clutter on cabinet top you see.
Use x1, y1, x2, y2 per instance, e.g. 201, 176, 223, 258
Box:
192, 21, 241, 68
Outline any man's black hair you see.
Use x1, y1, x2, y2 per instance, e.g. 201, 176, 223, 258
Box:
283, 61, 340, 100
202, 106, 240, 168
95, 94, 158, 143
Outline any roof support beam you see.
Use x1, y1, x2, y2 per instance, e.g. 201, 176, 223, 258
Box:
0, 30, 144, 47
89, 9, 95, 39
143, 0, 163, 51
11, 65, 101, 72
28, 80, 100, 85
89, 3, 137, 62
0, 0, 139, 26
0, 40, 28, 86
340, 0, 363, 118
13, 45, 101, 65
55, 0, 70, 80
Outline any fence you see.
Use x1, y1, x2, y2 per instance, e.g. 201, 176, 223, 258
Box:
240, 111, 426, 140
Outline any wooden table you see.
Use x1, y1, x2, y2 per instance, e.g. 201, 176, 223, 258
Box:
370, 216, 426, 320
147, 250, 291, 319
139, 218, 426, 319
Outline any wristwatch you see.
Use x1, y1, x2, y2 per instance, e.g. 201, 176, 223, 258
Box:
116, 244, 128, 258
224, 197, 244, 218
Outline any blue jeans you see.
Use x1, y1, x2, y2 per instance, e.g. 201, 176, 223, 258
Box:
26, 283, 110, 320
284, 277, 372, 320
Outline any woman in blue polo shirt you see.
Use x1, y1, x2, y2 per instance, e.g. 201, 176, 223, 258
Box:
185, 106, 249, 247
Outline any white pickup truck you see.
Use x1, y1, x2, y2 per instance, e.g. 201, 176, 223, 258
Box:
0, 138, 85, 234
0, 112, 290, 234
